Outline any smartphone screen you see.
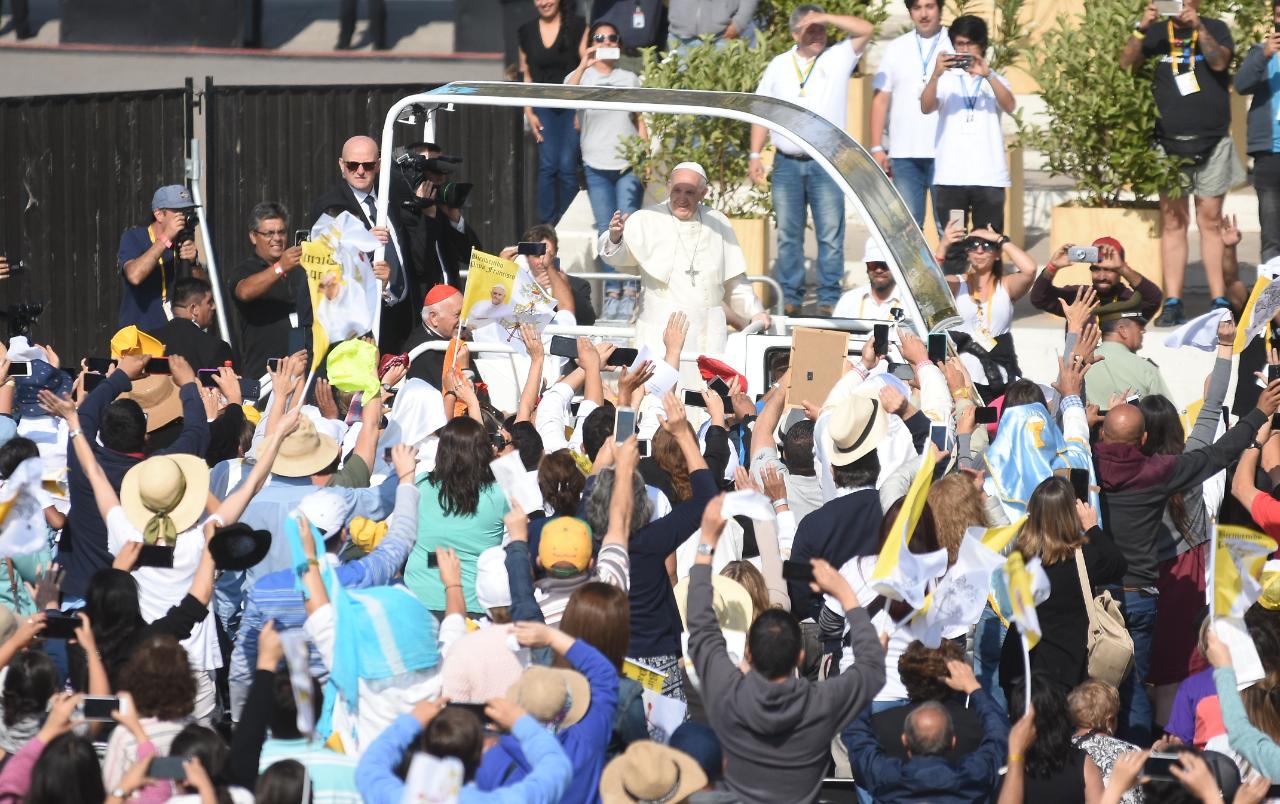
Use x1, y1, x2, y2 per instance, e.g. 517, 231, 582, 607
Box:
42, 614, 79, 640
709, 377, 731, 396
82, 373, 107, 393
136, 545, 176, 569
929, 424, 947, 452
873, 324, 889, 357
198, 369, 220, 388
683, 390, 708, 408
548, 336, 578, 360
448, 702, 495, 728
1268, 364, 1280, 383
1069, 468, 1091, 503
426, 552, 438, 569
1142, 751, 1181, 782
927, 333, 947, 363
614, 407, 637, 442
85, 357, 114, 374
7, 361, 31, 377
516, 241, 547, 256
637, 440, 651, 457
266, 358, 283, 373
781, 560, 815, 582
974, 406, 998, 425
147, 357, 171, 375
81, 696, 121, 722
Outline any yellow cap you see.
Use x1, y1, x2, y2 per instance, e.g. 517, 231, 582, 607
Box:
538, 517, 593, 578
110, 326, 166, 359
348, 516, 389, 553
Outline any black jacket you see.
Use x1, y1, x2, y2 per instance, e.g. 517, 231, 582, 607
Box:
148, 317, 234, 371
400, 204, 482, 292
789, 489, 884, 621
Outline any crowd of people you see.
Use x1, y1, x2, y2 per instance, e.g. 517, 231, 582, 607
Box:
11, 0, 1280, 803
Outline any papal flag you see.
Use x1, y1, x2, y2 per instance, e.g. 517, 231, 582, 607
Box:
1002, 551, 1044, 650
868, 449, 948, 609
908, 529, 1008, 648
460, 249, 519, 328
1214, 525, 1278, 620
0, 457, 51, 556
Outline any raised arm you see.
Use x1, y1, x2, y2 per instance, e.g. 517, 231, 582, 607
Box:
1121, 4, 1158, 70
40, 391, 118, 521
348, 394, 384, 476
661, 392, 708, 474
576, 337, 614, 407
210, 406, 302, 525
750, 369, 789, 458
1187, 318, 1236, 450
516, 325, 545, 423
600, 437, 638, 551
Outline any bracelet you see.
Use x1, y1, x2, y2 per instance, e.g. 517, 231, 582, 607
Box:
869, 145, 886, 154
1249, 441, 1263, 450
272, 263, 284, 278
771, 498, 789, 510
748, 151, 762, 160
953, 388, 971, 400
914, 360, 933, 373
1007, 754, 1024, 764
161, 237, 173, 249
1131, 28, 1145, 40
68, 428, 83, 440
445, 584, 463, 590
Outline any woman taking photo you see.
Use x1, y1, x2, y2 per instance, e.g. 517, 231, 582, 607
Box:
999, 476, 1126, 701
518, 0, 588, 225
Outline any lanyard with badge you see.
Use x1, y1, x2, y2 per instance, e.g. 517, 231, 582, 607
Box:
961, 73, 985, 123
792, 49, 822, 97
1170, 20, 1200, 96
915, 31, 941, 97
145, 225, 174, 321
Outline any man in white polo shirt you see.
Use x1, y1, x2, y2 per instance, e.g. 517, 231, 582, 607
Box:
749, 4, 873, 317
833, 237, 905, 320
867, 0, 951, 229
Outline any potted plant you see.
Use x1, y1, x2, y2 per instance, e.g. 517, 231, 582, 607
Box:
1018, 0, 1187, 289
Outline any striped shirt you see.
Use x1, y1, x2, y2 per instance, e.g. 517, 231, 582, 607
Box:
260, 738, 361, 804
533, 542, 630, 627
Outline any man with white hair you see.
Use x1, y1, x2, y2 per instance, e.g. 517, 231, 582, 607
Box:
749, 4, 874, 316
597, 163, 770, 353
403, 284, 484, 393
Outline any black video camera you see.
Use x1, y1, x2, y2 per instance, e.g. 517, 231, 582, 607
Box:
1, 302, 44, 338
175, 210, 200, 245
437, 182, 473, 209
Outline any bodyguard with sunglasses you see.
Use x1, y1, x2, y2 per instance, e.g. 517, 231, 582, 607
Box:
309, 134, 417, 353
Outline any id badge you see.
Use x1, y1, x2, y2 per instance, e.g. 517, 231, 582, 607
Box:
1175, 70, 1200, 96
162, 300, 174, 321
288, 312, 300, 328
632, 7, 645, 28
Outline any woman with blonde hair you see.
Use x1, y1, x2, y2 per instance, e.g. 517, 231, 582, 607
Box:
720, 561, 772, 622
926, 472, 992, 565
1069, 679, 1143, 803
998, 476, 1126, 702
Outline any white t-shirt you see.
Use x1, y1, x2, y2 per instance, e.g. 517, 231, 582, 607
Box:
932, 69, 1012, 188
832, 285, 905, 320
106, 507, 221, 672
756, 40, 862, 155
873, 28, 952, 159
570, 65, 642, 171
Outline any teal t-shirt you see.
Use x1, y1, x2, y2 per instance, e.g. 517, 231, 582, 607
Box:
404, 479, 508, 613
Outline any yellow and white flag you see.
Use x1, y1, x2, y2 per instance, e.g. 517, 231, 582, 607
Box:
869, 449, 948, 609
0, 458, 50, 556
1004, 551, 1043, 650
908, 529, 1007, 648
1214, 525, 1277, 620
460, 249, 519, 328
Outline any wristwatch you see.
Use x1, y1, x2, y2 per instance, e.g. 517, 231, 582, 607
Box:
696, 542, 715, 556
869, 145, 886, 154
997, 234, 1011, 246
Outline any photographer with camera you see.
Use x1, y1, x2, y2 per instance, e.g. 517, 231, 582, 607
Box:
1031, 237, 1164, 322
1121, 0, 1241, 326
921, 15, 1016, 274
118, 185, 205, 331
395, 141, 482, 293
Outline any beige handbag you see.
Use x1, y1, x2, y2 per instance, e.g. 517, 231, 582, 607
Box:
1074, 549, 1134, 688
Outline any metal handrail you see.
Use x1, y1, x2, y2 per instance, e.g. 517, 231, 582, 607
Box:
459, 270, 786, 317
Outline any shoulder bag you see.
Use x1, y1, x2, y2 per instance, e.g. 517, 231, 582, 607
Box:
1074, 548, 1135, 688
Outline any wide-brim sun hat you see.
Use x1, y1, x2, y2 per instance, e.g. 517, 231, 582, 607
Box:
507, 665, 590, 731
672, 573, 754, 633
120, 453, 211, 539
269, 414, 341, 478
208, 523, 271, 571
122, 374, 183, 432
599, 741, 707, 804
821, 395, 888, 467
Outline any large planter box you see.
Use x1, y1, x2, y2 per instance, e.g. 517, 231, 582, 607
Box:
1049, 204, 1163, 290
731, 217, 773, 306
845, 74, 874, 147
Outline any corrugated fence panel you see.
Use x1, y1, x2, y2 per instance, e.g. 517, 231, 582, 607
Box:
206, 83, 537, 343
0, 89, 189, 359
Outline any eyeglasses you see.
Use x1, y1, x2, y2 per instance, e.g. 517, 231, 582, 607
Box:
964, 240, 998, 252
254, 229, 287, 239
593, 33, 620, 42
343, 160, 378, 173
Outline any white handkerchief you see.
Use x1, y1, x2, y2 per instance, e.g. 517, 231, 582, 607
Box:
1162, 308, 1231, 352
721, 490, 776, 521
490, 452, 542, 514
1214, 617, 1266, 689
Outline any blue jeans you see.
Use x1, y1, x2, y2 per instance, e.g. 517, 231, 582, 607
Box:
890, 157, 936, 230
1111, 588, 1158, 745
535, 107, 581, 225
973, 603, 1008, 713
771, 153, 845, 308
583, 165, 644, 234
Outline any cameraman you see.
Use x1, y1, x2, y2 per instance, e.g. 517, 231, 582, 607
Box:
397, 141, 482, 291
118, 185, 205, 330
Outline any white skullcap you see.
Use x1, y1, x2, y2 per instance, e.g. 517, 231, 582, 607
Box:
671, 162, 708, 183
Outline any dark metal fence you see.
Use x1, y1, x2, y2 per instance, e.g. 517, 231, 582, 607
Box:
0, 86, 192, 359
0, 80, 537, 359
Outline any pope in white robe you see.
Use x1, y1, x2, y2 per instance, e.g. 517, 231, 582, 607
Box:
596, 162, 770, 354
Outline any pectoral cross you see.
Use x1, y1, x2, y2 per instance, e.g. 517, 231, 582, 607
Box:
684, 264, 700, 282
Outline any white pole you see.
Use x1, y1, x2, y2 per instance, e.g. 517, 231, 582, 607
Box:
1020, 631, 1032, 715
186, 138, 232, 345
1207, 517, 1218, 620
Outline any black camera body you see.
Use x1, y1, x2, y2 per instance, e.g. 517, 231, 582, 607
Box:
394, 152, 471, 209
175, 210, 200, 245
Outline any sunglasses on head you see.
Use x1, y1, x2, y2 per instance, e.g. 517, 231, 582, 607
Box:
593, 33, 620, 42
964, 239, 998, 252
344, 160, 377, 173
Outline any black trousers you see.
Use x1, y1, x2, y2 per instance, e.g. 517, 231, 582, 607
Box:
934, 184, 1006, 274
338, 0, 386, 48
3, 0, 30, 35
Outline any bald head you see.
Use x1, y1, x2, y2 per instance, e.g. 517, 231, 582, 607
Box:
902, 701, 954, 757
1101, 403, 1145, 445
339, 136, 379, 193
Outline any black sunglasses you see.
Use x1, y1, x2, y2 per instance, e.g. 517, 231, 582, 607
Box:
343, 160, 377, 173
964, 240, 998, 252
593, 33, 620, 42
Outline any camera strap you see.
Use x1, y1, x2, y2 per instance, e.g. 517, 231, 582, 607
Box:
146, 225, 173, 319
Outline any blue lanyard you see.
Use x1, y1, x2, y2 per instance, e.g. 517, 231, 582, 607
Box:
915, 32, 942, 81
962, 73, 984, 113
